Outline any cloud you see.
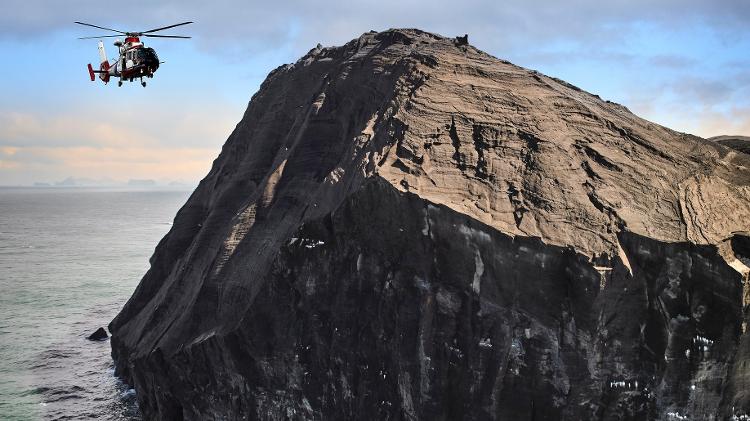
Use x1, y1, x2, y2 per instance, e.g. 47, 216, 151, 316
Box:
3, 0, 749, 56
625, 82, 750, 138
671, 77, 735, 105
0, 145, 218, 184
0, 100, 235, 185
0, 161, 21, 170
648, 54, 699, 69
0, 111, 152, 148
691, 106, 750, 138
0, 101, 236, 149
1, 146, 19, 156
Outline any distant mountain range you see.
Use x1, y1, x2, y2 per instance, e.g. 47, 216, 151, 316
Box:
28, 176, 194, 189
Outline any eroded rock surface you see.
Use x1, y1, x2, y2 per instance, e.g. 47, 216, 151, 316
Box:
710, 135, 750, 155
110, 29, 750, 420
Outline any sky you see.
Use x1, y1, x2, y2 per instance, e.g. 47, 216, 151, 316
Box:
1, 0, 748, 186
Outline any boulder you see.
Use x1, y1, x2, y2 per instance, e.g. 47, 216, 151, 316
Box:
88, 327, 108, 341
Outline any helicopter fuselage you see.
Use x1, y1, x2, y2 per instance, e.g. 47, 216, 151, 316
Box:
89, 37, 160, 87
106, 38, 160, 82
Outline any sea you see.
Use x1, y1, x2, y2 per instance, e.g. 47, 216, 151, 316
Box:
0, 187, 192, 420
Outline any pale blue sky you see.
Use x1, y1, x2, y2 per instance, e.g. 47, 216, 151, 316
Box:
1, 0, 748, 185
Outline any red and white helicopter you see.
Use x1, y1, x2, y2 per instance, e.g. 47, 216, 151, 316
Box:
76, 21, 192, 87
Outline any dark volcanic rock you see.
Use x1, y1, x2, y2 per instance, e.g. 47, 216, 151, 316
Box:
110, 29, 750, 420
88, 327, 108, 341
710, 135, 750, 155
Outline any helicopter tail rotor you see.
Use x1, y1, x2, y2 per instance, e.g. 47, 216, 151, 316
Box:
86, 62, 110, 83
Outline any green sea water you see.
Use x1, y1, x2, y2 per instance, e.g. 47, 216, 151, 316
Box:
0, 188, 190, 420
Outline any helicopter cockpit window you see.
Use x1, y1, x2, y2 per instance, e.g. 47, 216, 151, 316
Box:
137, 48, 159, 63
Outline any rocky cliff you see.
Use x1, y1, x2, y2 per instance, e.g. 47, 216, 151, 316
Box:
110, 29, 750, 420
711, 136, 750, 156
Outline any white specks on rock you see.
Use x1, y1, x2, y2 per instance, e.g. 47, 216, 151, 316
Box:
693, 335, 714, 347
305, 240, 325, 249
291, 238, 326, 249
324, 166, 345, 184
509, 338, 524, 360
608, 380, 638, 390
414, 276, 430, 291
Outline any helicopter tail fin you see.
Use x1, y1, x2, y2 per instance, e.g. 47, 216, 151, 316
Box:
97, 40, 107, 65
91, 41, 112, 83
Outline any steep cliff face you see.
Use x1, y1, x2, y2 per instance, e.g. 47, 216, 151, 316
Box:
110, 29, 750, 420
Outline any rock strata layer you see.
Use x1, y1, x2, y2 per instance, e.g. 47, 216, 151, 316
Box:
710, 135, 750, 155
110, 29, 750, 420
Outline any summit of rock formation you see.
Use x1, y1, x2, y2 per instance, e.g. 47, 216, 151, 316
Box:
110, 28, 750, 420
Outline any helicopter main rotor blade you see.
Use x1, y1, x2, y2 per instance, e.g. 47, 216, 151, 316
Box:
142, 21, 193, 34
77, 35, 122, 39
142, 34, 192, 39
74, 21, 127, 34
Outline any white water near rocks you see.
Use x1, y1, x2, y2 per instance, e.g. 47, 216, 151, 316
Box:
0, 188, 190, 420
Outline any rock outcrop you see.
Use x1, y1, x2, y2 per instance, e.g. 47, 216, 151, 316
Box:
710, 135, 750, 155
87, 327, 108, 341
110, 29, 750, 420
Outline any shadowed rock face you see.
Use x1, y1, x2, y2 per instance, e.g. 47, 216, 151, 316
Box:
109, 29, 750, 420
710, 136, 750, 155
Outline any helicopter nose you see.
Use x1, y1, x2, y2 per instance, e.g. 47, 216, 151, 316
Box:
147, 58, 159, 72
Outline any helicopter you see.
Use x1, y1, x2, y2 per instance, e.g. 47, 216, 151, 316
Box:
75, 21, 193, 87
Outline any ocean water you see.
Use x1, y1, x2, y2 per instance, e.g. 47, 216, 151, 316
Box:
0, 188, 191, 420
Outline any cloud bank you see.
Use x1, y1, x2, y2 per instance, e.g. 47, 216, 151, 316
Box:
1, 0, 748, 185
